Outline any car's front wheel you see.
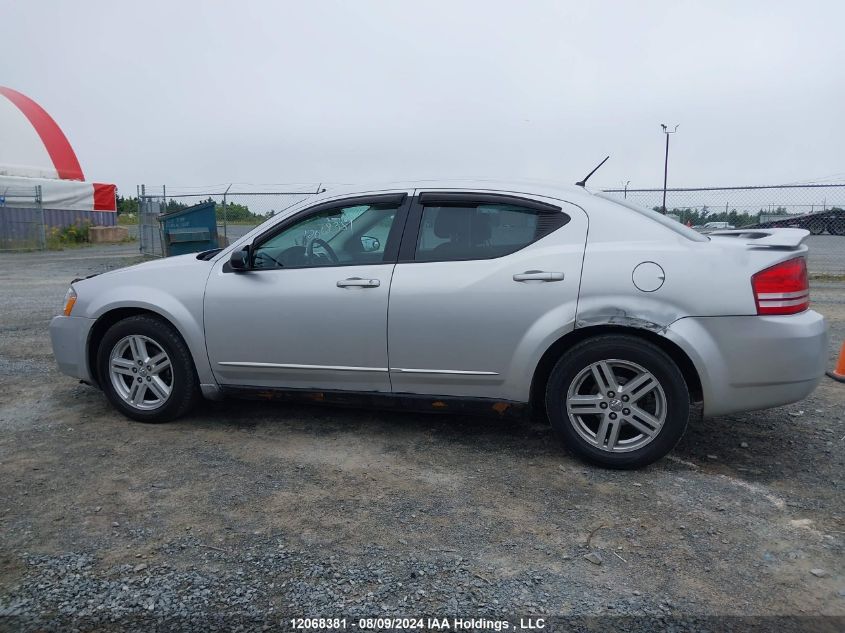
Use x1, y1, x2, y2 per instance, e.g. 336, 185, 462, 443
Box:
97, 315, 199, 423
545, 335, 690, 469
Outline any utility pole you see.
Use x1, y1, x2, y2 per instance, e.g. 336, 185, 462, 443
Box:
660, 124, 679, 214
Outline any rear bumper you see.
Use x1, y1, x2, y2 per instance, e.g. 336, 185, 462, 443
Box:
49, 315, 95, 383
665, 311, 828, 417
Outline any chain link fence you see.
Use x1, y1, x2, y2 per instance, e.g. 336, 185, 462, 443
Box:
138, 196, 165, 257
600, 183, 845, 227
134, 182, 845, 274
137, 185, 321, 257
600, 182, 845, 274
0, 185, 45, 251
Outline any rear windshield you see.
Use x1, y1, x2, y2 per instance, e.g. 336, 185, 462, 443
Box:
594, 192, 709, 242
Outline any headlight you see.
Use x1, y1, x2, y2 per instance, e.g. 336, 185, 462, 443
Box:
62, 286, 78, 316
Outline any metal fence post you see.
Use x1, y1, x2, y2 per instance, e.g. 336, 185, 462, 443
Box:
222, 193, 227, 241
35, 185, 46, 250
139, 184, 146, 255
222, 183, 232, 241
158, 195, 166, 258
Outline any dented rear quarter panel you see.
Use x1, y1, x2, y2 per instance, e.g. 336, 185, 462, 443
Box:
576, 196, 811, 328
575, 195, 824, 417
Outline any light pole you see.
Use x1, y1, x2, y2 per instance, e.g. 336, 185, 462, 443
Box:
660, 124, 679, 214
622, 180, 630, 199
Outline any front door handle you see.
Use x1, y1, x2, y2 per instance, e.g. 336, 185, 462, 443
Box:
337, 277, 380, 288
513, 270, 565, 282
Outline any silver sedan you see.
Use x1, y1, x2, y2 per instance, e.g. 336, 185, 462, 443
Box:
50, 181, 828, 468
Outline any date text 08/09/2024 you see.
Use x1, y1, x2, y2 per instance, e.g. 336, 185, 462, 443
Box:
289, 618, 546, 631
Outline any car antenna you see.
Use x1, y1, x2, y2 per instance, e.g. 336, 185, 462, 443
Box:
575, 155, 610, 188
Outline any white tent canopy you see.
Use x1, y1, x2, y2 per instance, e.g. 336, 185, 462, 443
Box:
0, 86, 115, 212
0, 174, 115, 211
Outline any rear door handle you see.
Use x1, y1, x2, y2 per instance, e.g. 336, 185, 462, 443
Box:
513, 270, 565, 282
337, 277, 380, 288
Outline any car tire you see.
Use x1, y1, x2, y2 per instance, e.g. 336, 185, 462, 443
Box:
808, 218, 826, 235
828, 218, 845, 236
97, 315, 199, 423
545, 334, 690, 469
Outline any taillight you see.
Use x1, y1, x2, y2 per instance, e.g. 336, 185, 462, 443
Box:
751, 257, 809, 315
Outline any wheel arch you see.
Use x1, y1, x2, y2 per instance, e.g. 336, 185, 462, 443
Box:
529, 324, 703, 411
87, 307, 191, 388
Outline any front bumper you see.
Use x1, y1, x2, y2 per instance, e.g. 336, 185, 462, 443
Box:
665, 310, 828, 417
49, 315, 96, 383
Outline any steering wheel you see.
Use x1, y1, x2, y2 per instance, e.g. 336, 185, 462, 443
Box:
306, 238, 339, 264
254, 249, 285, 268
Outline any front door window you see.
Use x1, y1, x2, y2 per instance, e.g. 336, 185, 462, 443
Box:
252, 202, 401, 269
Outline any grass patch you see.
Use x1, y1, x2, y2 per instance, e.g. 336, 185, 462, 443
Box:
46, 223, 137, 249
46, 222, 91, 250
809, 272, 845, 282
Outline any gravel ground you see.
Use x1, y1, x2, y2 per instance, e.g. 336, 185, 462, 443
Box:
0, 244, 843, 632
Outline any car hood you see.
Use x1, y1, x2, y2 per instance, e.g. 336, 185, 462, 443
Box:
73, 252, 211, 289
69, 251, 218, 323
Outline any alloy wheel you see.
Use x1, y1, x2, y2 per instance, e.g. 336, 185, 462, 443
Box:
565, 359, 667, 453
108, 335, 173, 411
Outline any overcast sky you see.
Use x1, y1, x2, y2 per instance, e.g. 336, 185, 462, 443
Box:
3, 0, 844, 195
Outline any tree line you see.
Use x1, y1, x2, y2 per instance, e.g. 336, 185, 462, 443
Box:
656, 206, 772, 227
117, 196, 268, 223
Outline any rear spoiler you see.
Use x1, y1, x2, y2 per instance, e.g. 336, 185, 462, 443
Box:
708, 228, 810, 249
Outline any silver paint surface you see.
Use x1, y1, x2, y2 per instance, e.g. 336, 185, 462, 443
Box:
49, 180, 828, 417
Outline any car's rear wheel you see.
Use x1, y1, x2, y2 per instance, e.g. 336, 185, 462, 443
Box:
828, 218, 845, 236
97, 315, 198, 423
808, 218, 827, 235
545, 335, 690, 469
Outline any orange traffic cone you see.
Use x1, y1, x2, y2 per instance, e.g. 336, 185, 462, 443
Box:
828, 341, 845, 383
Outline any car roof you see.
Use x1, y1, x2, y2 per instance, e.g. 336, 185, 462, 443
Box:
312, 179, 706, 243
315, 179, 597, 205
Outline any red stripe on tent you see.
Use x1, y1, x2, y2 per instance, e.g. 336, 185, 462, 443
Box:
93, 183, 116, 211
0, 86, 85, 181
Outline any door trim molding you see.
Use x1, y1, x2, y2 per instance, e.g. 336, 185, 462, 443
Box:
389, 367, 499, 376
217, 363, 497, 376
218, 362, 388, 372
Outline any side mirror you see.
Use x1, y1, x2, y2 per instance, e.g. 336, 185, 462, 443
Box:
229, 246, 251, 271
360, 235, 380, 252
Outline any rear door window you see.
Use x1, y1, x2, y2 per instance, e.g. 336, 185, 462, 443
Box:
415, 203, 569, 262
